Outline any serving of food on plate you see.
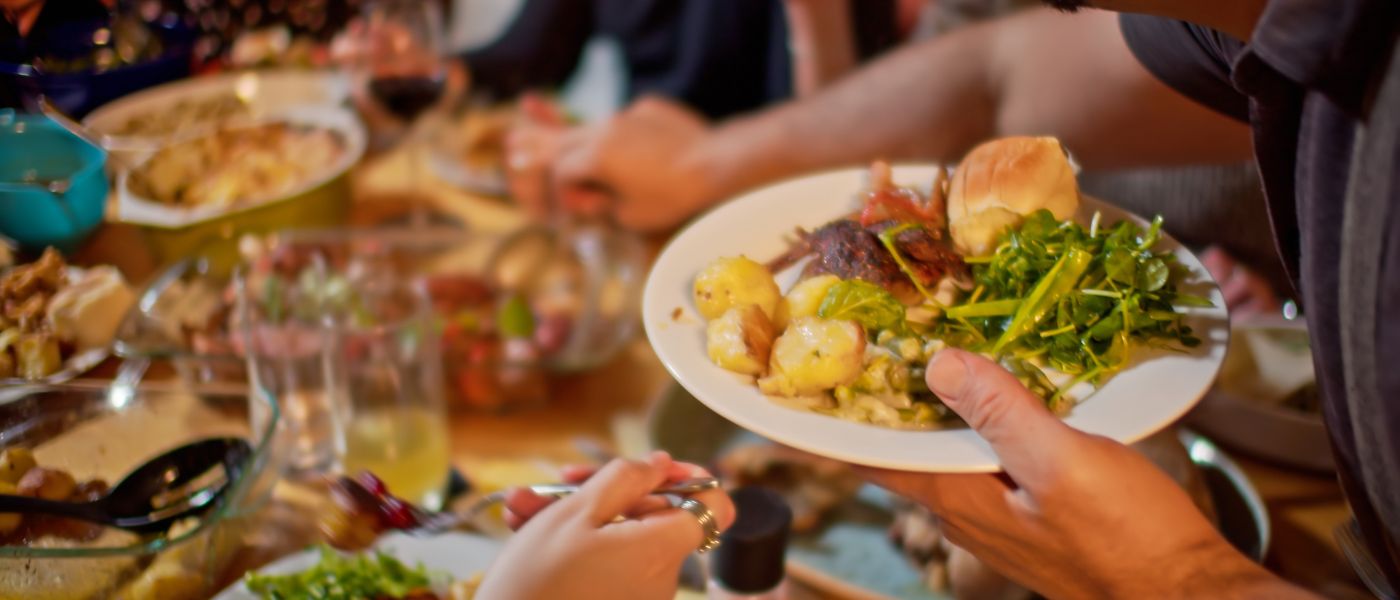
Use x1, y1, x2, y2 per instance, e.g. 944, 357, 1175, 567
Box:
0, 248, 133, 381
127, 122, 346, 211
644, 137, 1229, 472
111, 105, 366, 265
216, 529, 500, 600
240, 545, 483, 600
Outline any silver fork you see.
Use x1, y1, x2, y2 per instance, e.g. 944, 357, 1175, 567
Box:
402, 477, 720, 537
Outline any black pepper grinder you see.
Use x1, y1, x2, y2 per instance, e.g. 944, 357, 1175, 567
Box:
708, 487, 793, 600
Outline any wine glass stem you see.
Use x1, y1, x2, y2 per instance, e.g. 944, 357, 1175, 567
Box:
405, 118, 430, 228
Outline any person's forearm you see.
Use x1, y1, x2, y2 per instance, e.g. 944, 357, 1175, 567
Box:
692, 8, 1253, 202
784, 0, 859, 96
699, 14, 998, 200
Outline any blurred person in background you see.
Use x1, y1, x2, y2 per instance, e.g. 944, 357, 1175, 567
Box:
463, 0, 900, 120
538, 0, 1400, 596
339, 0, 899, 198
534, 1, 1288, 317
1, 0, 110, 62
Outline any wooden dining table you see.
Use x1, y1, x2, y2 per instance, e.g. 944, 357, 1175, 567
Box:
72, 146, 1370, 599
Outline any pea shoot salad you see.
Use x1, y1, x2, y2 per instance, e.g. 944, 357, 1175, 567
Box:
934, 210, 1207, 407
244, 546, 444, 600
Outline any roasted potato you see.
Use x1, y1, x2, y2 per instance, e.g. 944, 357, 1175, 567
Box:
0, 447, 36, 484
758, 317, 865, 396
773, 275, 840, 332
706, 305, 775, 376
693, 256, 781, 320
17, 466, 76, 501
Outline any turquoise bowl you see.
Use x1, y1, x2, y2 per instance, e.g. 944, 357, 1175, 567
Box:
0, 109, 108, 253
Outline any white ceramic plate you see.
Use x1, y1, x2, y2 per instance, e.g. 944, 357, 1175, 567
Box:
643, 165, 1229, 473
84, 70, 351, 135
213, 532, 501, 600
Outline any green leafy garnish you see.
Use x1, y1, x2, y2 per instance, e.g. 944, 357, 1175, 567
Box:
937, 210, 1207, 400
244, 546, 436, 600
817, 279, 906, 333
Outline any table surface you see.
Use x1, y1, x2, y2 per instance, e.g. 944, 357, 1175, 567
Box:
73, 147, 1370, 599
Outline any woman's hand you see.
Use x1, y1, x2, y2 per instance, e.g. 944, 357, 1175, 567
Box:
476, 452, 735, 600
859, 349, 1314, 599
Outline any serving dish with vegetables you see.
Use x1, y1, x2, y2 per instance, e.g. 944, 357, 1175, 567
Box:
0, 383, 280, 600
643, 139, 1228, 472
0, 248, 133, 383
215, 533, 497, 600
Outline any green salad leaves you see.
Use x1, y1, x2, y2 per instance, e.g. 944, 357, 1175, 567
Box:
938, 210, 1208, 401
244, 546, 437, 600
817, 279, 907, 333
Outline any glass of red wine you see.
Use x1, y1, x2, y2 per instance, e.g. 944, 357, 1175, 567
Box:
357, 0, 448, 130
347, 0, 454, 225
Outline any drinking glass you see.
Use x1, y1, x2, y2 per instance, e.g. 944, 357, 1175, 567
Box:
236, 259, 343, 478
323, 273, 451, 509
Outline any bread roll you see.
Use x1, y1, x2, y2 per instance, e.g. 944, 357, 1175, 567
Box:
947, 137, 1080, 256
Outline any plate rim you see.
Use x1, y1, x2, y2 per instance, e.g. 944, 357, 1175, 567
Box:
82, 69, 351, 134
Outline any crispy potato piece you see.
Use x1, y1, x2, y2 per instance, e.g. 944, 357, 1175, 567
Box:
773, 275, 840, 332
706, 305, 775, 376
693, 256, 781, 320
17, 467, 76, 501
0, 447, 36, 484
758, 317, 865, 397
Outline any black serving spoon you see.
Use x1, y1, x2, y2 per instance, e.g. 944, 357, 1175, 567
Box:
0, 437, 252, 534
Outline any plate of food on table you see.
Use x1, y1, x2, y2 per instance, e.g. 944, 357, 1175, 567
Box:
643, 136, 1229, 472
214, 534, 498, 600
0, 247, 134, 383
214, 472, 496, 600
113, 106, 364, 227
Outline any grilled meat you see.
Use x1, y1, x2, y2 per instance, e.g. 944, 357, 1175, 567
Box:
792, 219, 964, 304
801, 220, 918, 302
866, 220, 965, 287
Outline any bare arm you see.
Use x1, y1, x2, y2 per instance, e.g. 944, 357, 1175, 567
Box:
785, 0, 860, 96
700, 8, 1253, 199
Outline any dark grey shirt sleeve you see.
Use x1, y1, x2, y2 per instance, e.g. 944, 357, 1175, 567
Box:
1118, 14, 1251, 124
